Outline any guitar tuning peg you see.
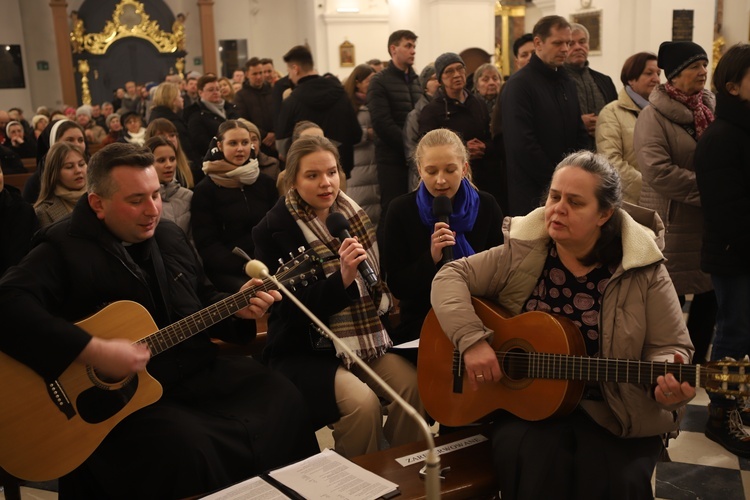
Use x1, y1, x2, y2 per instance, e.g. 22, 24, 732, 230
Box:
278, 258, 284, 266
289, 252, 295, 260
297, 246, 305, 254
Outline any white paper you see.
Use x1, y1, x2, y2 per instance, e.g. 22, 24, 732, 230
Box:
269, 448, 398, 500
394, 434, 488, 467
201, 475, 289, 499
391, 339, 420, 349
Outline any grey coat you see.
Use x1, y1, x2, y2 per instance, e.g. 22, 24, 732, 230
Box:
633, 85, 715, 295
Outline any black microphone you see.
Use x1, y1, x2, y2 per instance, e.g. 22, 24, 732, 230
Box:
432, 195, 453, 264
325, 212, 379, 287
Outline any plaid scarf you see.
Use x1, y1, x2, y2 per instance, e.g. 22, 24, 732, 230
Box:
285, 189, 393, 367
665, 83, 714, 139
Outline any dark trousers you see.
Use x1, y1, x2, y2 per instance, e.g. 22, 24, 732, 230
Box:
491, 409, 662, 500
709, 273, 750, 406
59, 356, 318, 500
679, 290, 718, 364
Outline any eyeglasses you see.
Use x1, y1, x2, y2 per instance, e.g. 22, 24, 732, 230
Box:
203, 86, 220, 93
442, 66, 466, 77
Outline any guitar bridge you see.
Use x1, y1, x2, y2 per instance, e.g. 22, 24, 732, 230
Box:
46, 379, 76, 419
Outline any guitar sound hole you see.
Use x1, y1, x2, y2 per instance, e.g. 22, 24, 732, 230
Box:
77, 375, 139, 424
91, 368, 130, 386
502, 348, 528, 381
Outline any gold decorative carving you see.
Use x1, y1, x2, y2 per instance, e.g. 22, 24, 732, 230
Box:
70, 10, 85, 53
78, 60, 92, 105
175, 57, 185, 79
713, 35, 725, 72
81, 0, 179, 55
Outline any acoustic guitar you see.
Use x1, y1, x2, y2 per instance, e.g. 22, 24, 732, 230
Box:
418, 297, 750, 427
0, 249, 322, 481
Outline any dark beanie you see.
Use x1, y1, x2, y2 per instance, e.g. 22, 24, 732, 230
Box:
419, 63, 436, 93
435, 52, 465, 82
658, 41, 708, 81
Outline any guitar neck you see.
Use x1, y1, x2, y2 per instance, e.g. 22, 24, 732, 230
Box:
505, 351, 703, 388
137, 278, 278, 356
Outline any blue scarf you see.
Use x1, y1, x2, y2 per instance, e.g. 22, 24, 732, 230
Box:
416, 178, 479, 259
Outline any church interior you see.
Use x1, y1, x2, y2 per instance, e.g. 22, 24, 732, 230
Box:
1, 0, 750, 498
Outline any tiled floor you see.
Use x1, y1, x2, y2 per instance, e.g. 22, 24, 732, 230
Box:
5, 388, 748, 499
654, 387, 750, 500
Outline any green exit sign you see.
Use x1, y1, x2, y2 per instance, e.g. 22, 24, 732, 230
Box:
193, 57, 202, 66
36, 61, 49, 70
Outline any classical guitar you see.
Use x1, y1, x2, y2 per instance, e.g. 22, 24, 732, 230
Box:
0, 249, 322, 482
418, 297, 750, 427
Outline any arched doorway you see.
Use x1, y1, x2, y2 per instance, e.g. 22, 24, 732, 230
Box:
71, 0, 186, 104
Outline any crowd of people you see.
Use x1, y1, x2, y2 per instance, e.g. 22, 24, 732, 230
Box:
0, 13, 749, 500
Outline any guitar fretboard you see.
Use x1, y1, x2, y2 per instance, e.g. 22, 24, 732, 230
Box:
135, 278, 278, 356
500, 351, 703, 388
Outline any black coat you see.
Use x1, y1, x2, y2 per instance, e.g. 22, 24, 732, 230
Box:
0, 184, 38, 276
252, 197, 362, 427
277, 75, 361, 175
366, 62, 422, 163
695, 93, 750, 274
0, 197, 317, 498
417, 90, 501, 199
186, 100, 240, 161
0, 144, 24, 175
190, 173, 278, 292
234, 81, 275, 137
148, 105, 201, 176
501, 53, 589, 216
382, 190, 504, 344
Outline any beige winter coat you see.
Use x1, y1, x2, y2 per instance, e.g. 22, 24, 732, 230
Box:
431, 204, 693, 438
596, 88, 642, 204
633, 85, 714, 295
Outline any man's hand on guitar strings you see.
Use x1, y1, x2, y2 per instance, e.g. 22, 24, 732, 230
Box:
76, 337, 151, 380
462, 340, 503, 391
234, 278, 282, 320
654, 353, 696, 406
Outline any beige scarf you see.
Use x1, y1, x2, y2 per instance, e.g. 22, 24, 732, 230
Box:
285, 189, 393, 367
54, 184, 86, 212
202, 158, 260, 188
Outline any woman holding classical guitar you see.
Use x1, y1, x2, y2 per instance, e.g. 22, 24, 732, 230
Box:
430, 151, 695, 499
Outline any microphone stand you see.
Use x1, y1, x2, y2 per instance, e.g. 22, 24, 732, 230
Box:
247, 261, 442, 500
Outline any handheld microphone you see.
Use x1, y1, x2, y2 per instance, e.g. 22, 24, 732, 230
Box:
245, 260, 441, 500
432, 196, 453, 264
325, 212, 379, 287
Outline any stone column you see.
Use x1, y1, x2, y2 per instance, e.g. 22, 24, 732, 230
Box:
49, 0, 78, 105
197, 0, 217, 74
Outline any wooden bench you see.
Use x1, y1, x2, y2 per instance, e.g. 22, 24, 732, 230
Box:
21, 157, 36, 172
4, 172, 33, 191
351, 425, 498, 499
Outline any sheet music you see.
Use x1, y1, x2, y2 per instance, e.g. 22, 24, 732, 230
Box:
391, 339, 419, 349
269, 448, 399, 500
201, 475, 289, 499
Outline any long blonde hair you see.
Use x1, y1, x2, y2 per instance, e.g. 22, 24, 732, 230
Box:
152, 82, 181, 112
36, 142, 86, 207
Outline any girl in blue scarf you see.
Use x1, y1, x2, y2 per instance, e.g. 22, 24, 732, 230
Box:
382, 128, 504, 353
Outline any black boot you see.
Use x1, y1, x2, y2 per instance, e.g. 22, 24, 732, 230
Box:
705, 403, 750, 457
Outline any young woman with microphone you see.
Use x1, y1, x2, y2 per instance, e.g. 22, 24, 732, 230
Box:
252, 134, 425, 458
382, 128, 504, 356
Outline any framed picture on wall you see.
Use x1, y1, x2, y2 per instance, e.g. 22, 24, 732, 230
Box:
339, 41, 355, 67
571, 10, 602, 55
